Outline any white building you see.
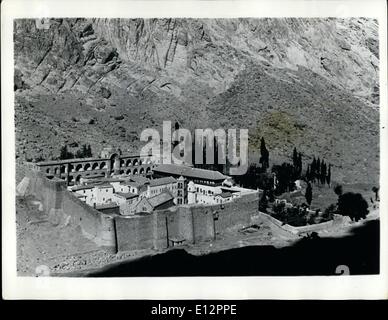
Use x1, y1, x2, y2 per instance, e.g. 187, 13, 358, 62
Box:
146, 176, 177, 198
187, 180, 257, 205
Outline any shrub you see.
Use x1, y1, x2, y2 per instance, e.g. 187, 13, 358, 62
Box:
337, 192, 369, 222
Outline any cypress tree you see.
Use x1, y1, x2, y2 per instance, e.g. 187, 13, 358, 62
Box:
311, 157, 317, 182
87, 145, 92, 157
292, 147, 298, 168
81, 144, 88, 158
306, 164, 311, 181
259, 190, 268, 212
320, 160, 326, 184
298, 152, 303, 176
60, 145, 68, 160
305, 182, 313, 206
259, 137, 269, 170
316, 158, 321, 178
326, 164, 332, 186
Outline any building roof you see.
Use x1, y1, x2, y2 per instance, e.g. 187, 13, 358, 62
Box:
129, 175, 150, 184
74, 193, 87, 198
95, 203, 120, 210
95, 184, 114, 189
99, 177, 126, 183
122, 180, 145, 188
147, 191, 174, 208
115, 192, 138, 200
71, 185, 94, 191
215, 191, 233, 198
149, 176, 176, 187
154, 164, 227, 181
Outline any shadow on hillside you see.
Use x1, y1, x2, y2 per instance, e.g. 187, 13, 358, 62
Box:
88, 220, 379, 277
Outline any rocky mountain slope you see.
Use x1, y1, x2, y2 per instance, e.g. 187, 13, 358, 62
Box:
14, 18, 379, 184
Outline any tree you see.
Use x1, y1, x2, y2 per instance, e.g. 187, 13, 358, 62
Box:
81, 144, 88, 157
326, 164, 331, 186
297, 152, 303, 176
75, 149, 84, 158
323, 203, 337, 221
316, 157, 321, 178
292, 147, 298, 168
311, 157, 317, 182
337, 192, 369, 221
372, 186, 379, 201
87, 144, 92, 157
259, 190, 268, 213
334, 184, 343, 197
305, 182, 313, 206
320, 160, 326, 184
60, 145, 68, 159
306, 164, 311, 181
272, 163, 296, 195
59, 145, 74, 160
272, 201, 286, 215
259, 137, 269, 170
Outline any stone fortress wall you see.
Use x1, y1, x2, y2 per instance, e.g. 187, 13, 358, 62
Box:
23, 168, 117, 251
21, 166, 260, 253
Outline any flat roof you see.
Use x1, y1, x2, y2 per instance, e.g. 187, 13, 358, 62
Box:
122, 181, 145, 187
115, 192, 138, 200
71, 185, 94, 191
95, 184, 114, 189
95, 203, 120, 210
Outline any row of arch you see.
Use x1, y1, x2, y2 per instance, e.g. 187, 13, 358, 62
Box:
120, 157, 153, 167
65, 166, 152, 184
43, 158, 155, 175
45, 164, 154, 175
44, 161, 108, 175
119, 167, 152, 175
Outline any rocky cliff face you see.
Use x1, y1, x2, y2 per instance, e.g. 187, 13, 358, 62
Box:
14, 18, 379, 184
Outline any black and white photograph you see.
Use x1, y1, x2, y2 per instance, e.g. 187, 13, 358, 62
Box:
2, 0, 387, 299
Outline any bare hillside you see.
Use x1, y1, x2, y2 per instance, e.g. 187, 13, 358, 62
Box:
14, 18, 379, 184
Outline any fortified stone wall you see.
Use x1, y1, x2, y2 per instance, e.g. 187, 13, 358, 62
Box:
22, 168, 117, 251
258, 212, 349, 236
114, 191, 259, 252
25, 169, 66, 212
21, 168, 259, 254
61, 191, 116, 250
